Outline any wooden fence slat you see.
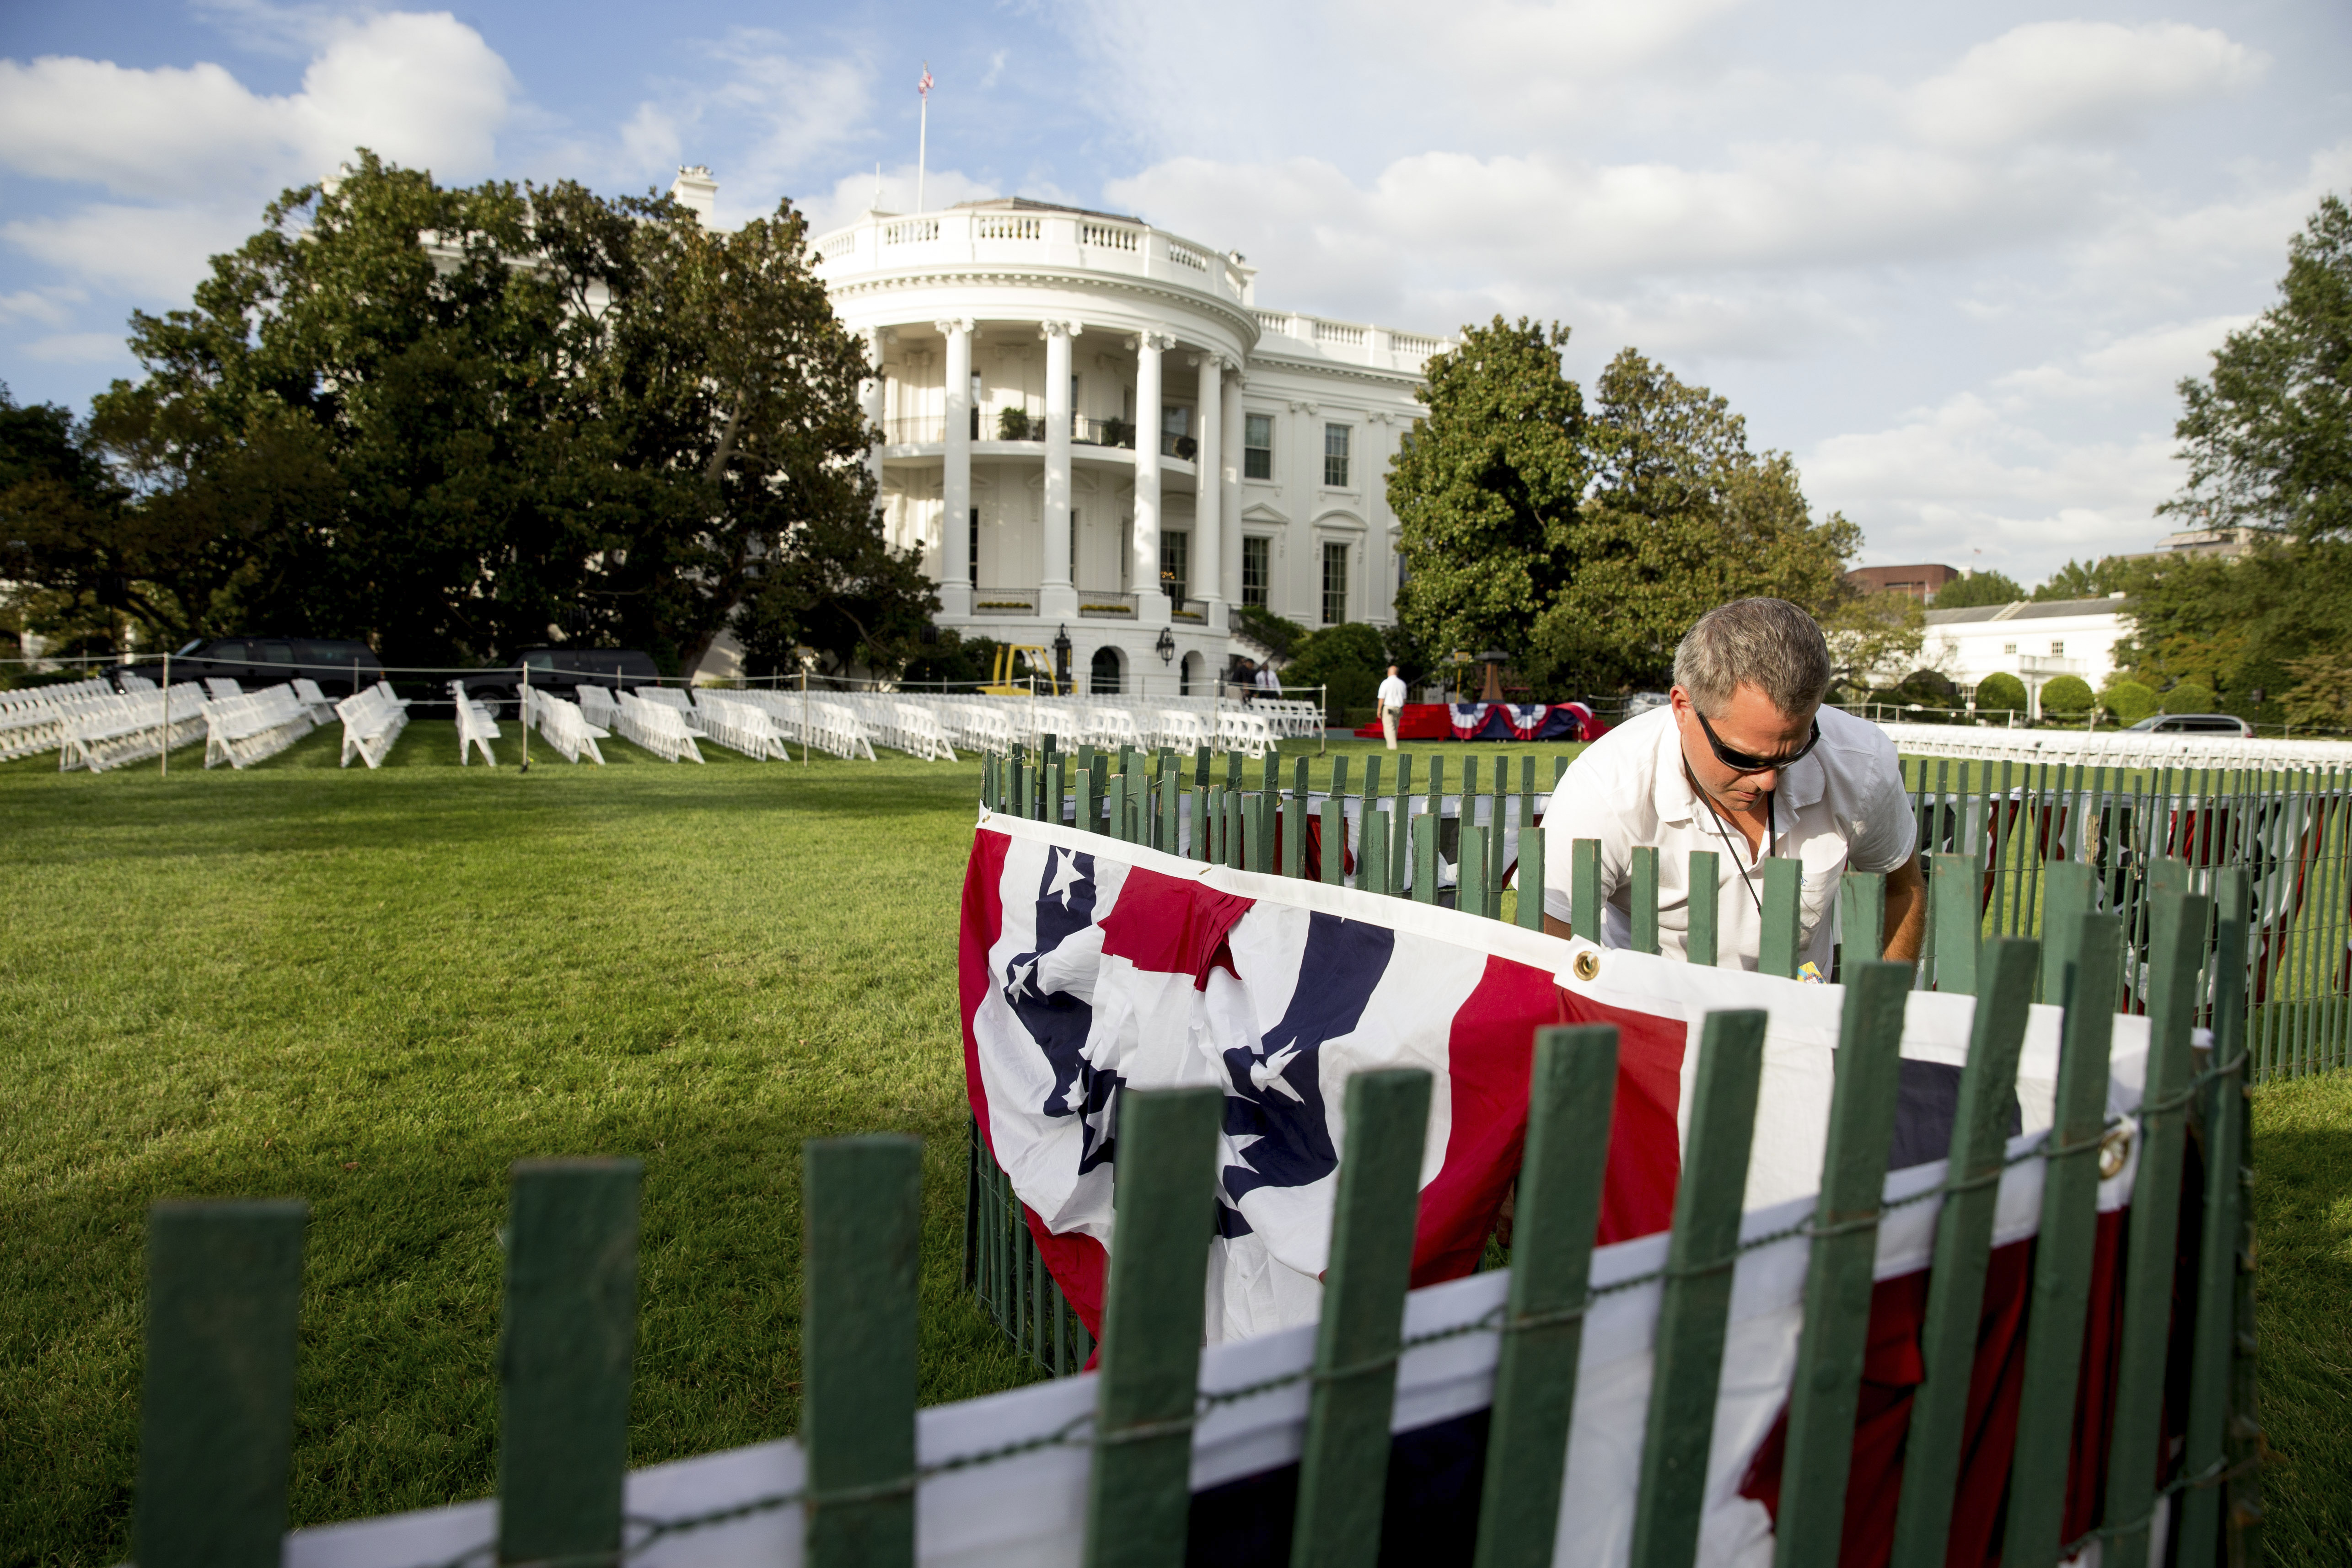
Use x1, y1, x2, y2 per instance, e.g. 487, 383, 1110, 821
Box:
2036, 862, 2091, 1004
1759, 858, 1803, 979
1554, 754, 1571, 785
1288, 1069, 1434, 1568
1161, 760, 1181, 854
1837, 869, 1883, 977
2101, 874, 2212, 1568
1472, 1026, 1620, 1568
1321, 798, 1345, 886
1413, 812, 1439, 905
1391, 756, 1414, 890
1192, 778, 1209, 862
1082, 1087, 1223, 1568
2180, 866, 2251, 1564
1515, 825, 1547, 931
1887, 938, 2039, 1564
1687, 851, 1719, 967
1572, 838, 1601, 939
498, 1159, 642, 1566
1228, 792, 1247, 872
1770, 962, 1911, 1568
1929, 850, 1981, 995
1628, 1009, 1769, 1568
1363, 807, 1391, 897
1461, 824, 1490, 919
804, 1136, 922, 1568
1363, 755, 1381, 803
1284, 796, 1305, 880
135, 1199, 307, 1568
1630, 845, 1661, 955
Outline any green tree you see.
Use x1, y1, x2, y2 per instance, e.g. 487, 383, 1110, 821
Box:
1528, 349, 1857, 690
1390, 317, 1586, 665
2102, 679, 2158, 724
2033, 556, 2136, 601
1820, 591, 1924, 700
1283, 622, 1389, 720
2281, 647, 2352, 729
1976, 672, 2028, 715
1931, 569, 2025, 609
2163, 680, 2217, 714
2164, 194, 2352, 542
2110, 539, 2352, 723
2039, 674, 2094, 718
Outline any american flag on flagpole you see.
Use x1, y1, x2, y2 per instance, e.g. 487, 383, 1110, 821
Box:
919, 63, 933, 97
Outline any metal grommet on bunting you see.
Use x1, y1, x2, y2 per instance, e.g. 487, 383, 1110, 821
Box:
2098, 1126, 2133, 1180
1573, 950, 1600, 983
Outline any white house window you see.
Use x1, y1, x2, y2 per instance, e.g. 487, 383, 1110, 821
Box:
1242, 537, 1270, 608
1323, 424, 1351, 488
969, 507, 979, 586
2002, 642, 2017, 655
1322, 541, 1348, 624
1245, 413, 1275, 479
2050, 641, 2064, 657
1160, 531, 1189, 604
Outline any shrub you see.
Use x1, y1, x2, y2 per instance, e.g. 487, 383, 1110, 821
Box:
2102, 679, 2158, 724
2162, 681, 2217, 714
996, 407, 1032, 440
1976, 672, 2028, 715
2039, 675, 2094, 718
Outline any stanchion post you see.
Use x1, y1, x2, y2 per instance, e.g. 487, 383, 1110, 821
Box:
157, 649, 170, 778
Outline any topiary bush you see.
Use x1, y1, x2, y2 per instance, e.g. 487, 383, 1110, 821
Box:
2039, 674, 2094, 719
1976, 672, 2028, 716
2162, 681, 2217, 714
2102, 680, 2157, 724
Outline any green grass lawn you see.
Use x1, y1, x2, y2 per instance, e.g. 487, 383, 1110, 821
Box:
1, 721, 2344, 1563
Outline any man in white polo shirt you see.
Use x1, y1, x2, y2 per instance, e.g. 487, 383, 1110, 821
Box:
1376, 664, 1408, 750
1541, 596, 1924, 972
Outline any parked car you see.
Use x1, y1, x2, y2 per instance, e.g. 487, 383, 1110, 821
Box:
2127, 713, 2255, 736
115, 636, 387, 699
1622, 691, 1672, 718
458, 648, 661, 718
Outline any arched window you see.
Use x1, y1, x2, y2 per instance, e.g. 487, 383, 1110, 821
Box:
1090, 645, 1124, 696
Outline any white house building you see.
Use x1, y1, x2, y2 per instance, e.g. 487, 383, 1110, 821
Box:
1921, 596, 2132, 714
807, 196, 1450, 696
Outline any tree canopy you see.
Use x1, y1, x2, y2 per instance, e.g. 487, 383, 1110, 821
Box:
2165, 194, 2352, 543
1931, 569, 2025, 609
3, 152, 926, 676
1388, 330, 1857, 694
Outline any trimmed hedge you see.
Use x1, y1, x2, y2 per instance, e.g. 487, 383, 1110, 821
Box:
2102, 680, 2158, 724
2040, 674, 2094, 717
1976, 672, 2028, 714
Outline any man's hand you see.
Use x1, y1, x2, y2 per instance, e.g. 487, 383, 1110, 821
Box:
1882, 853, 1926, 961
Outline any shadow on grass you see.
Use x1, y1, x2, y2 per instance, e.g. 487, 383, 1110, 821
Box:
2250, 1085, 2352, 1561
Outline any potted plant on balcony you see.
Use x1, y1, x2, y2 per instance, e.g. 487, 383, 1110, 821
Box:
1102, 416, 1134, 449
997, 407, 1033, 440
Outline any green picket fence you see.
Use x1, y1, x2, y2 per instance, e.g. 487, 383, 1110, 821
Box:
131, 877, 2258, 1567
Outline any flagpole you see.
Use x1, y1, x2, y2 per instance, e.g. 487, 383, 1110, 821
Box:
916, 61, 930, 213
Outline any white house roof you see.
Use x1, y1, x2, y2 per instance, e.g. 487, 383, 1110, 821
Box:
1923, 596, 2126, 626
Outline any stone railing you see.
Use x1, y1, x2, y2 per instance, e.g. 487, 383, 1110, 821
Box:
813, 209, 1252, 309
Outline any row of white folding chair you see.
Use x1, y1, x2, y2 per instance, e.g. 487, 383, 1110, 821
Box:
335, 682, 410, 769
204, 677, 244, 701
635, 686, 703, 732
888, 701, 957, 761
614, 692, 704, 762
0, 676, 109, 719
292, 678, 335, 720
205, 684, 316, 769
118, 673, 156, 693
528, 691, 607, 764
577, 683, 623, 729
0, 684, 123, 760
692, 693, 786, 759
59, 685, 208, 772
448, 682, 501, 765
1218, 709, 1274, 757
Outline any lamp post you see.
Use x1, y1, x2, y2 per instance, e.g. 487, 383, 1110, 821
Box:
1478, 649, 1509, 704
1053, 623, 1072, 696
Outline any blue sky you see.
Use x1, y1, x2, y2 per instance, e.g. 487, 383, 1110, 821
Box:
3, 0, 2347, 583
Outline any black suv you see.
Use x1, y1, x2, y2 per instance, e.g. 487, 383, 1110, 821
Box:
116, 636, 387, 698
459, 648, 661, 718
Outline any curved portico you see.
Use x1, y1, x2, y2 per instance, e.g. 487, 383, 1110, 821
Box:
814, 198, 1443, 695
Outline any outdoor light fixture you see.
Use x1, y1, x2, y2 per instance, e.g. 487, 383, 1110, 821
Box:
1155, 627, 1176, 664
1053, 623, 1073, 690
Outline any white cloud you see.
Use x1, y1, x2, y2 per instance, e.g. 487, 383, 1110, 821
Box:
3, 203, 254, 298
0, 12, 515, 199
19, 331, 135, 364
1906, 22, 2265, 150
0, 288, 84, 328
799, 165, 1003, 236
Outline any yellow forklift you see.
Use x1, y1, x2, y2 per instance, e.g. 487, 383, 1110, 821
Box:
979, 644, 1062, 697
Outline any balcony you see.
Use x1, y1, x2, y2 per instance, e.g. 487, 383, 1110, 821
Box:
1074, 416, 1137, 450
883, 414, 946, 444
1078, 591, 1138, 618
1169, 598, 1208, 624
972, 587, 1040, 615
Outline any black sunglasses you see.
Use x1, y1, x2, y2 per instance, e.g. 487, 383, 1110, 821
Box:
1693, 709, 1820, 775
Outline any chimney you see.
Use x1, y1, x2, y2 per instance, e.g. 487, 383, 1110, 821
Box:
669, 165, 718, 225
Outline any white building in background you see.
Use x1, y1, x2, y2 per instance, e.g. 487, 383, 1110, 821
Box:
808, 196, 1450, 696
1922, 596, 2132, 715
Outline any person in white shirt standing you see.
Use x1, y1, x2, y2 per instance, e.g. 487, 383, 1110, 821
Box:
1540, 596, 1925, 972
1376, 664, 1409, 750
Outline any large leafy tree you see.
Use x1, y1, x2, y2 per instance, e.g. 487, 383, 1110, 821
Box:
1527, 349, 1858, 691
2164, 194, 2352, 542
29, 152, 912, 672
1389, 317, 1585, 661
1931, 569, 2025, 609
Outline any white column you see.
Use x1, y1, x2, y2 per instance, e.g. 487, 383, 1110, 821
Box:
1133, 330, 1173, 627
1041, 320, 1079, 619
1220, 365, 1244, 619
861, 328, 887, 495
938, 318, 974, 618
1193, 353, 1223, 630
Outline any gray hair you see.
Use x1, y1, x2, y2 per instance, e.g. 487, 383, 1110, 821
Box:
1673, 598, 1832, 717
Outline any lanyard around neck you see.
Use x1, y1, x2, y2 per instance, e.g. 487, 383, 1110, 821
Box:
1685, 759, 1775, 918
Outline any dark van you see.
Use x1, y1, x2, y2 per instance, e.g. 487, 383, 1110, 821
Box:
117, 637, 387, 699
459, 648, 661, 718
